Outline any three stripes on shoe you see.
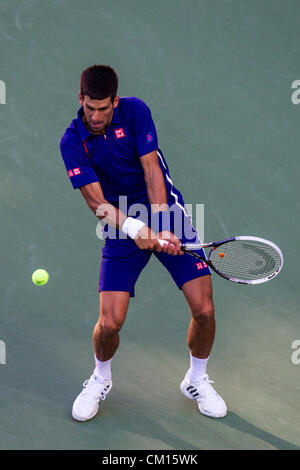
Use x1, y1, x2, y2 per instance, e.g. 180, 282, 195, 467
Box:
186, 385, 200, 398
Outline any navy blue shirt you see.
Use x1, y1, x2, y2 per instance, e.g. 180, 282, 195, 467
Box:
60, 97, 160, 206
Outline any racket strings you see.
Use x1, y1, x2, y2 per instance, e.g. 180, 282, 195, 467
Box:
209, 240, 282, 281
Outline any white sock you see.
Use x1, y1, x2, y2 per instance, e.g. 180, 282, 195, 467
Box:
189, 353, 209, 383
94, 354, 112, 380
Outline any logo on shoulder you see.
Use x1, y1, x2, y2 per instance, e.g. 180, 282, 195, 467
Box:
68, 168, 81, 178
115, 128, 125, 139
146, 131, 154, 143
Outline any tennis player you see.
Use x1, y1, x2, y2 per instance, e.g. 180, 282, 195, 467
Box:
60, 65, 227, 421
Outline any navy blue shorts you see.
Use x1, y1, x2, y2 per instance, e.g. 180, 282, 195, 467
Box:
98, 214, 211, 297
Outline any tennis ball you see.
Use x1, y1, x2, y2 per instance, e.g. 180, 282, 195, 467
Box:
32, 269, 49, 286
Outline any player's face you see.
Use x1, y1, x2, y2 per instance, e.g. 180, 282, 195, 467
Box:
79, 94, 119, 134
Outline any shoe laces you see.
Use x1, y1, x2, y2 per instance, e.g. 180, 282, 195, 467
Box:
81, 377, 108, 401
190, 373, 218, 399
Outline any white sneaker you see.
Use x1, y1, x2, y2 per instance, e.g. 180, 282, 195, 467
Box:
180, 370, 227, 418
72, 374, 112, 421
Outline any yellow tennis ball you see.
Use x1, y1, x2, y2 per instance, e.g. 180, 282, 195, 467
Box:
32, 269, 49, 286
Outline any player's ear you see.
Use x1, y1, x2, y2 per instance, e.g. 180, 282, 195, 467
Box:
78, 91, 84, 105
113, 95, 119, 108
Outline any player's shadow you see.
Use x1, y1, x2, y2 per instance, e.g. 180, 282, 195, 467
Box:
221, 412, 300, 450
97, 397, 300, 450
66, 377, 299, 450
103, 405, 200, 450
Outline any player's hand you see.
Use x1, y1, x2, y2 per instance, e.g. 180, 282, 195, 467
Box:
157, 231, 184, 256
134, 225, 164, 252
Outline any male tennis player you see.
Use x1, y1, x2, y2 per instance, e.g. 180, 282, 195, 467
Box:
60, 65, 227, 421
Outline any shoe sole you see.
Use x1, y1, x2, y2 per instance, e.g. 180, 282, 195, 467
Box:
72, 381, 113, 422
180, 379, 227, 419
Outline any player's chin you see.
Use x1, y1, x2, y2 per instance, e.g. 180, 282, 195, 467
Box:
90, 121, 104, 130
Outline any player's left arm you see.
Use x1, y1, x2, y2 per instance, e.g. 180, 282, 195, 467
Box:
140, 150, 168, 211
140, 150, 183, 254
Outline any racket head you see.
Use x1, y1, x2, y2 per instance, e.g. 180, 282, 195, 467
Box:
207, 236, 283, 284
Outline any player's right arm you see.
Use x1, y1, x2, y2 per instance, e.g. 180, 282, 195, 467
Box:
60, 132, 166, 252
79, 181, 126, 229
79, 182, 166, 252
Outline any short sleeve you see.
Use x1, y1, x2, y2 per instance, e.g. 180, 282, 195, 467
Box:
129, 98, 158, 157
60, 133, 99, 189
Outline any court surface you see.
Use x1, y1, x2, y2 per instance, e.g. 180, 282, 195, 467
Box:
0, 0, 299, 450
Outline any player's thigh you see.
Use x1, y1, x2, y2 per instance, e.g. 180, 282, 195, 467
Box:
99, 238, 152, 298
99, 291, 130, 331
181, 275, 214, 317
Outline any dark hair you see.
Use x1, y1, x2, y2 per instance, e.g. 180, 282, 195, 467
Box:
80, 65, 118, 101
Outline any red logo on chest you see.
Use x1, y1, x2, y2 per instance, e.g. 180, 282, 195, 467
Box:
114, 128, 125, 139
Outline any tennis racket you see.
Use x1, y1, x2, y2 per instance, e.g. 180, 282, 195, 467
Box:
158, 236, 283, 285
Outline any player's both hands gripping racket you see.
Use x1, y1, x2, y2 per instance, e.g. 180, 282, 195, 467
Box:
158, 236, 283, 285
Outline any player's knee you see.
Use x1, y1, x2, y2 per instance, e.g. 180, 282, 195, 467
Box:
191, 301, 214, 325
99, 320, 121, 342
97, 311, 123, 342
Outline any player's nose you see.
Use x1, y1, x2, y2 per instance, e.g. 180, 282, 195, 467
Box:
92, 111, 102, 121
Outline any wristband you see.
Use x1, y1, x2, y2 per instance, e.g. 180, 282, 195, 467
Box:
121, 217, 146, 239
